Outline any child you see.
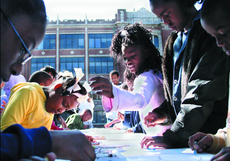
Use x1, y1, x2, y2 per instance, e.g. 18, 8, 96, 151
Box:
104, 70, 122, 128
188, 0, 230, 160
28, 70, 68, 130
141, 0, 229, 149
40, 65, 57, 81
109, 70, 122, 86
65, 109, 92, 130
29, 70, 53, 86
90, 23, 170, 135
77, 92, 95, 128
1, 68, 88, 131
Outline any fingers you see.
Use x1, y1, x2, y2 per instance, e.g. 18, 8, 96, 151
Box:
211, 147, 230, 161
188, 132, 212, 152
188, 132, 205, 149
140, 136, 154, 148
89, 77, 110, 87
144, 112, 156, 127
85, 135, 96, 142
83, 145, 96, 161
43, 152, 56, 161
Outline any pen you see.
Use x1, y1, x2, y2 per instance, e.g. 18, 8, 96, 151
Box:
95, 148, 101, 153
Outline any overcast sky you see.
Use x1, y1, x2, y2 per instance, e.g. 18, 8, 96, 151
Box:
43, 0, 151, 21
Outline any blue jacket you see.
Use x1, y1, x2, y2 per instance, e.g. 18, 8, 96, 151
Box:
123, 111, 145, 133
1, 124, 52, 160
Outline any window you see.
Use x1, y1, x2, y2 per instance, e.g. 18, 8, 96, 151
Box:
89, 34, 113, 48
89, 57, 114, 74
37, 35, 56, 49
154, 35, 159, 48
60, 34, 84, 49
31, 58, 56, 74
60, 57, 85, 74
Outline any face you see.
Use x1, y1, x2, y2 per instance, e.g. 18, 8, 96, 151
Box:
1, 14, 46, 82
122, 44, 147, 74
43, 78, 53, 86
201, 12, 230, 55
45, 87, 80, 114
82, 112, 92, 122
150, 1, 188, 31
110, 74, 120, 85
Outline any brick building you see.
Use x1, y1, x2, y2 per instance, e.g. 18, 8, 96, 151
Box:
21, 7, 172, 125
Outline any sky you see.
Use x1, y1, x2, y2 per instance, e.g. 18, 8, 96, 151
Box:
43, 0, 152, 21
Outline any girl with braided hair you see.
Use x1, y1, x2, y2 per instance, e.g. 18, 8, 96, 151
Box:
90, 23, 170, 135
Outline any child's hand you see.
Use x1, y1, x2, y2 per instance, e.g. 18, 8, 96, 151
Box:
85, 135, 96, 142
18, 152, 56, 161
125, 129, 133, 133
0, 108, 4, 115
104, 122, 112, 128
2, 100, 6, 107
89, 77, 114, 98
144, 112, 166, 127
118, 112, 124, 121
188, 132, 213, 153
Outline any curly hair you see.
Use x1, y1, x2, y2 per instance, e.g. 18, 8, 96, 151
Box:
110, 23, 162, 86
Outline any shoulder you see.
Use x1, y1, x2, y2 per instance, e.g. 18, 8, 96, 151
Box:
139, 70, 162, 80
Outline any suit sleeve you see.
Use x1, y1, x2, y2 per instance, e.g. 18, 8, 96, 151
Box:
1, 124, 52, 160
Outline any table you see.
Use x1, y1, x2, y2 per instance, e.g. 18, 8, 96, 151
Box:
79, 128, 214, 161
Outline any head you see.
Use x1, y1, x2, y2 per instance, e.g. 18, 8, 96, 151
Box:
149, 0, 203, 31
45, 76, 87, 114
110, 23, 162, 85
82, 109, 92, 122
29, 71, 53, 86
200, 0, 230, 55
40, 65, 57, 81
1, 0, 47, 83
109, 70, 120, 85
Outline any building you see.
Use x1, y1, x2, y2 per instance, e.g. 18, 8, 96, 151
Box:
21, 7, 172, 126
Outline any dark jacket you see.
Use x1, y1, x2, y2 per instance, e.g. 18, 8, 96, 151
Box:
1, 124, 51, 160
153, 18, 230, 147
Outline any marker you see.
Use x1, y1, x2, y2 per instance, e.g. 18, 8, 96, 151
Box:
194, 141, 197, 154
95, 148, 101, 154
147, 148, 156, 151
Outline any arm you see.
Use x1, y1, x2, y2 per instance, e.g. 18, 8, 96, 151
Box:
1, 124, 52, 160
104, 118, 120, 128
163, 40, 230, 148
112, 72, 164, 111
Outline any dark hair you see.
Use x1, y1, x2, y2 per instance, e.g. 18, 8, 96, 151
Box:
149, 0, 203, 8
84, 109, 92, 116
110, 23, 162, 86
29, 70, 52, 84
40, 65, 57, 79
110, 70, 120, 77
201, 0, 230, 19
1, 0, 47, 23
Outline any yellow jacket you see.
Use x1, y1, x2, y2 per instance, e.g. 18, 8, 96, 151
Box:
0, 82, 53, 130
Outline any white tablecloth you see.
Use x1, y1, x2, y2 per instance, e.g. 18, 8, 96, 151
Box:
78, 128, 214, 161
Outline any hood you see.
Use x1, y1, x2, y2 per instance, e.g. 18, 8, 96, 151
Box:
10, 82, 46, 100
